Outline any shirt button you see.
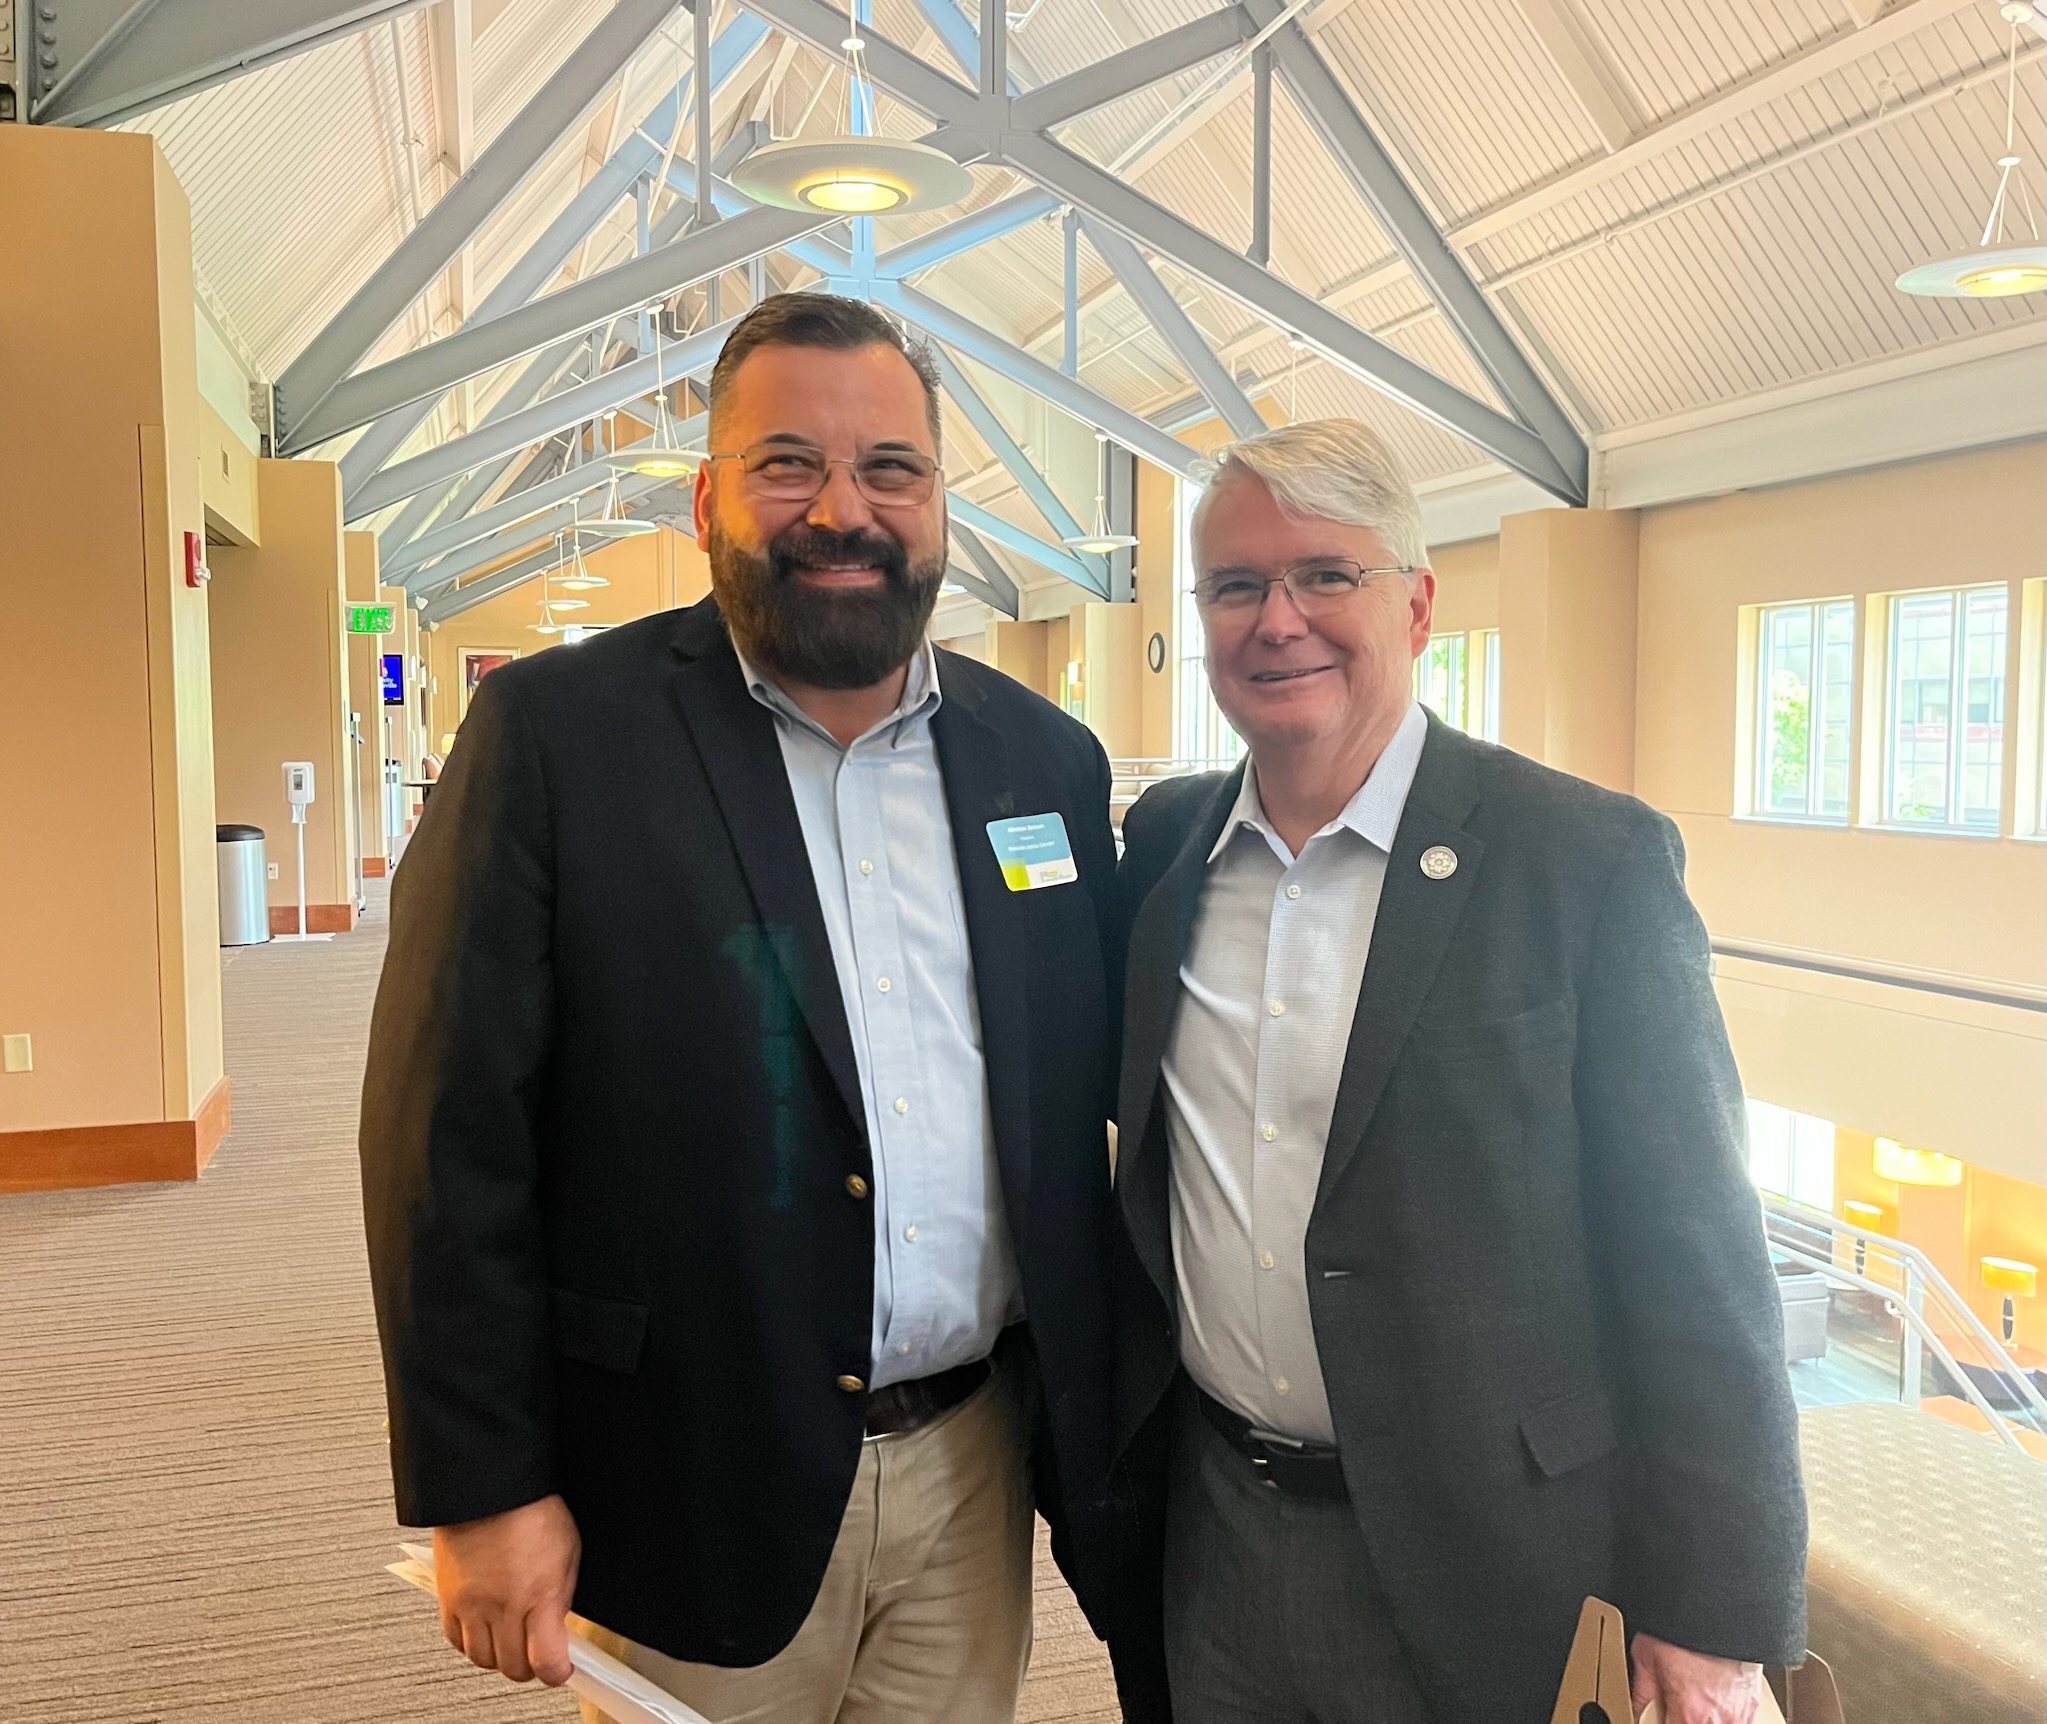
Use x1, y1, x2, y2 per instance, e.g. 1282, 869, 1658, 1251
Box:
1286, 884, 1302, 899
892, 1097, 909, 1115
1274, 1377, 1291, 1396
1268, 1000, 1285, 1017
903, 1224, 918, 1242
859, 859, 875, 876
1261, 1124, 1277, 1142
844, 1174, 869, 1200
1260, 1251, 1275, 1270
876, 976, 891, 993
898, 1342, 912, 1355
837, 1374, 867, 1394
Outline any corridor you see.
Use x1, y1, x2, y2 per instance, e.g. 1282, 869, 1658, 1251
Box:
0, 890, 1116, 1723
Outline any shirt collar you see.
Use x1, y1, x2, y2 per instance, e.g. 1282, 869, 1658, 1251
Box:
1209, 701, 1429, 865
734, 636, 942, 750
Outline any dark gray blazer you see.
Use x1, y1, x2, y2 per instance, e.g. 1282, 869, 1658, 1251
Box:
1111, 715, 1807, 1722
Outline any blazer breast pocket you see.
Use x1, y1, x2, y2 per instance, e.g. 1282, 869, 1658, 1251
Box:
1408, 994, 1574, 1066
549, 1286, 650, 1375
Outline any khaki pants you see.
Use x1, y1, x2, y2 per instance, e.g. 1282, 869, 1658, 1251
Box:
576, 1353, 1035, 1724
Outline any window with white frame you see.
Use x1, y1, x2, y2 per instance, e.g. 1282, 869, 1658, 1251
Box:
1884, 584, 2008, 831
1415, 632, 1466, 728
1171, 480, 1242, 767
1752, 600, 1855, 822
1477, 629, 1501, 742
1413, 628, 1501, 740
1744, 1098, 1835, 1212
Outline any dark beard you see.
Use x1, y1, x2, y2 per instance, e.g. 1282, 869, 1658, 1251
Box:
709, 520, 945, 690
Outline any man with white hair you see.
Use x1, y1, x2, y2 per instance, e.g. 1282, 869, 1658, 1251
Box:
1110, 420, 1806, 1722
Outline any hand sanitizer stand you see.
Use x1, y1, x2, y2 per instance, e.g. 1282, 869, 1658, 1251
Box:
274, 761, 335, 942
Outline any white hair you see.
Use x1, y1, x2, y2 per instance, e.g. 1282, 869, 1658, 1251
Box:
1192, 419, 1428, 572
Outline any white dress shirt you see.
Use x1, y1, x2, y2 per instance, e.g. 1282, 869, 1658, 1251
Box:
1160, 702, 1429, 1442
738, 641, 1021, 1389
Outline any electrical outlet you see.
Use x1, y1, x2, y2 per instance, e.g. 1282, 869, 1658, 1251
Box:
267, 863, 281, 880
2, 1034, 31, 1074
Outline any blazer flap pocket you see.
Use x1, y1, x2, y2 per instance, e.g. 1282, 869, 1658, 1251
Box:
549, 1287, 649, 1375
1520, 1385, 1617, 1479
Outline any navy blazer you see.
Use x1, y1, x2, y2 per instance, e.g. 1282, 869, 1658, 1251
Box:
360, 596, 1134, 1670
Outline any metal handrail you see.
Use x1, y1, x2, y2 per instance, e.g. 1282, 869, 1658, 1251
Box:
1763, 1196, 2047, 1445
1769, 1233, 2033, 1457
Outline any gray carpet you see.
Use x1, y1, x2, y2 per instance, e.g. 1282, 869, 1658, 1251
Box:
0, 885, 1118, 1723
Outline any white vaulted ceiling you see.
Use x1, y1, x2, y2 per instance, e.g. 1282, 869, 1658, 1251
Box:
110, 0, 2044, 606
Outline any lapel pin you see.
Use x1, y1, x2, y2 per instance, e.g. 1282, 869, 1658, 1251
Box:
1419, 845, 1458, 880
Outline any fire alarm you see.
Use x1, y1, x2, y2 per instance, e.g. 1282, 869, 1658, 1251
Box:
184, 530, 211, 588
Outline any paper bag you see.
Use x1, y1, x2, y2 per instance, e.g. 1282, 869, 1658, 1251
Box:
1550, 1596, 1845, 1724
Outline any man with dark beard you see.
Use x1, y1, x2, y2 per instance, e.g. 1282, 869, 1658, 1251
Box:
358, 294, 1159, 1724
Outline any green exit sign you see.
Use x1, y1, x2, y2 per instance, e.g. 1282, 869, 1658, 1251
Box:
347, 605, 395, 635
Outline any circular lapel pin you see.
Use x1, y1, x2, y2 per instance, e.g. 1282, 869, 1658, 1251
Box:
1419, 845, 1458, 880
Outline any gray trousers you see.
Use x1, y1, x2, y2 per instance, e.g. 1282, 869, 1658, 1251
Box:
1164, 1389, 1432, 1724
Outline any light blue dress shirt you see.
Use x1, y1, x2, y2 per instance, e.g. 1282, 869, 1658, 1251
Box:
1160, 702, 1428, 1442
736, 641, 1022, 1389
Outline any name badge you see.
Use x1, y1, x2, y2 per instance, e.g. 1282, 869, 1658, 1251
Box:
986, 812, 1078, 892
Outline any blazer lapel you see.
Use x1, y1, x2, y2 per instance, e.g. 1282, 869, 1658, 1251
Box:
1115, 766, 1243, 1307
1315, 718, 1485, 1207
1117, 764, 1244, 1162
665, 600, 866, 1140
929, 664, 1034, 1252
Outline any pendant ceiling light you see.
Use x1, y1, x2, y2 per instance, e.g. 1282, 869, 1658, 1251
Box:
606, 323, 702, 477
1063, 433, 1139, 553
1897, 16, 2046, 298
575, 470, 658, 544
731, 5, 972, 215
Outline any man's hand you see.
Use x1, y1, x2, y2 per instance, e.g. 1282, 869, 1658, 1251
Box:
433, 1494, 582, 1685
1630, 1632, 1763, 1723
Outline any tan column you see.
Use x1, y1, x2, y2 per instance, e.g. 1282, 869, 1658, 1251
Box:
1135, 463, 1178, 761
986, 620, 1052, 699
1497, 508, 1640, 793
345, 533, 395, 876
1070, 601, 1145, 761
0, 128, 228, 1189
208, 461, 358, 935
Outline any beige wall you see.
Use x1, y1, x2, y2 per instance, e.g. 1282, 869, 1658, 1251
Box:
1631, 441, 2045, 1184
208, 460, 356, 918
424, 527, 709, 750
199, 396, 261, 546
0, 126, 223, 1135
1428, 535, 1499, 635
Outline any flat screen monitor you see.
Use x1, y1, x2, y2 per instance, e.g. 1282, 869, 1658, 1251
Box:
380, 654, 406, 705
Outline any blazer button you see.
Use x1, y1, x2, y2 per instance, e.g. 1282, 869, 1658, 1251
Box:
845, 1174, 870, 1200
836, 1374, 867, 1394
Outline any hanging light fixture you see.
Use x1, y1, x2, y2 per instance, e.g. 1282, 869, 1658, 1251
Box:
1063, 433, 1139, 554
573, 470, 656, 545
731, 1, 972, 215
1896, 17, 2046, 298
606, 320, 702, 477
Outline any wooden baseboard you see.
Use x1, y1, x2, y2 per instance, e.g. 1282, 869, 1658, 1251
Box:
0, 1076, 232, 1194
267, 901, 355, 935
363, 857, 390, 878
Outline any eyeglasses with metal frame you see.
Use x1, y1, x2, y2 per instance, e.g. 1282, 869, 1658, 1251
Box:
1193, 556, 1416, 614
703, 440, 940, 508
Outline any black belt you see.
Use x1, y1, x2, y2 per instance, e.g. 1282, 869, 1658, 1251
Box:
1196, 1386, 1350, 1500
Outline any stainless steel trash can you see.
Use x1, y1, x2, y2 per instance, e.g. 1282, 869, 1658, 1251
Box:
216, 823, 270, 946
